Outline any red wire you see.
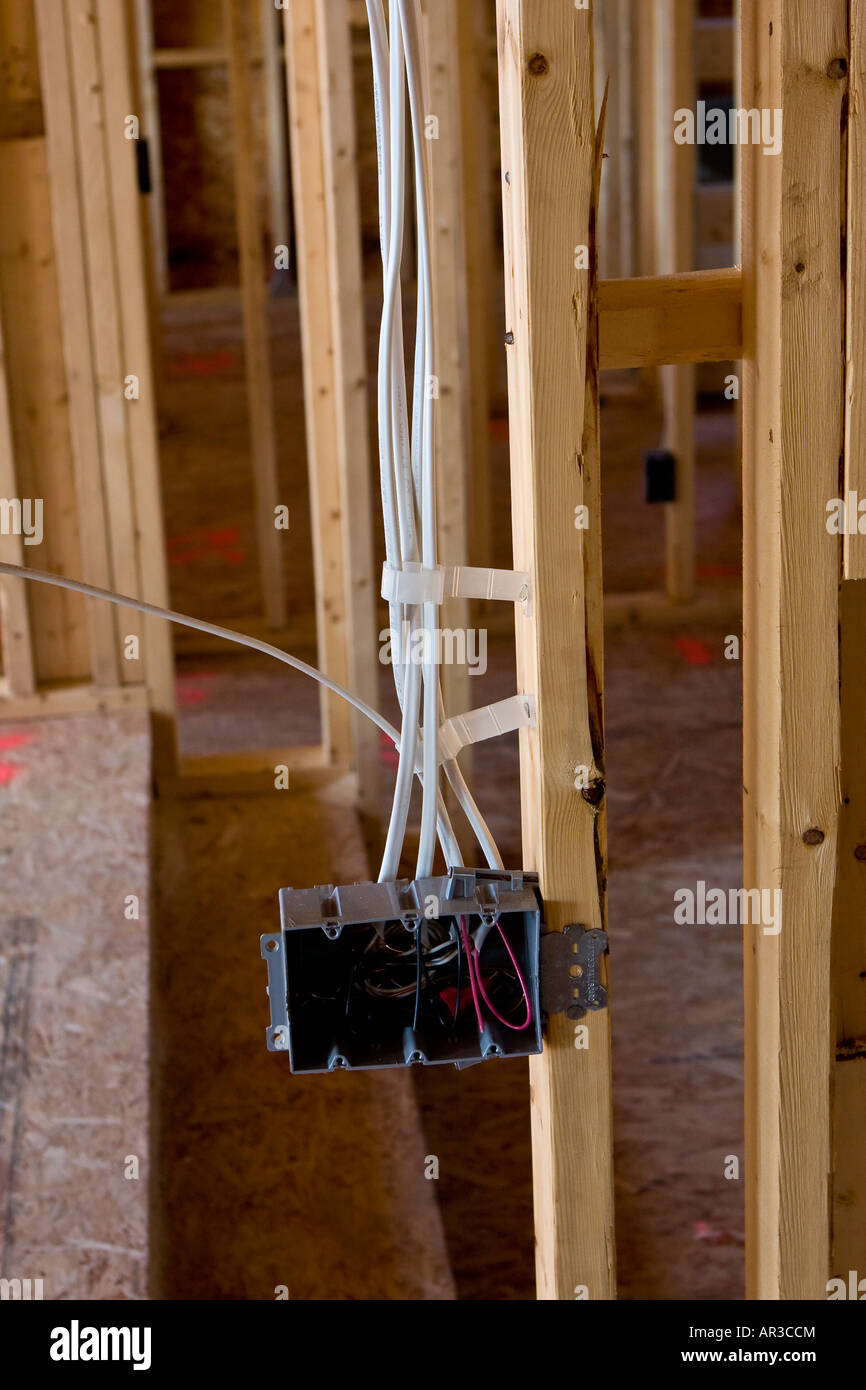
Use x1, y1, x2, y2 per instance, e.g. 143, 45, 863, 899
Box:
460, 914, 533, 1034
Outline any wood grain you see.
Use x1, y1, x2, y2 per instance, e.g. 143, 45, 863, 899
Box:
497, 0, 615, 1300
741, 0, 846, 1299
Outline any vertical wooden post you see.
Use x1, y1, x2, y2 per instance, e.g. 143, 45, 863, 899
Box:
64, 0, 144, 675
0, 311, 36, 696
455, 0, 493, 571
34, 0, 120, 689
659, 0, 696, 602
224, 0, 287, 632
832, 0, 866, 1286
314, 0, 379, 794
261, 0, 290, 253
284, 0, 378, 775
497, 0, 615, 1299
741, 0, 846, 1299
96, 0, 177, 772
132, 0, 169, 296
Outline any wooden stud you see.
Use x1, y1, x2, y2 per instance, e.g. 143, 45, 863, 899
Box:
0, 307, 35, 696
95, 0, 177, 772
284, 0, 371, 770
64, 0, 144, 676
832, 0, 866, 1286
313, 0, 379, 793
632, 0, 659, 283
261, 0, 290, 253
741, 0, 846, 1299
132, 0, 169, 295
455, 0, 494, 571
32, 0, 119, 688
223, 0, 287, 632
0, 136, 93, 685
846, 0, 866, 584
658, 0, 696, 603
497, 0, 615, 1300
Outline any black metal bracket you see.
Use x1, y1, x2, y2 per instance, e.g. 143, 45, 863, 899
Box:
540, 924, 609, 1020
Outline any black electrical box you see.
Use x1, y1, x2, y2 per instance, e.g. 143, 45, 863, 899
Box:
261, 868, 543, 1073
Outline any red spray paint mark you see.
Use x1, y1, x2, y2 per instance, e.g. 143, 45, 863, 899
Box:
0, 762, 25, 786
166, 349, 240, 379
0, 732, 32, 752
167, 525, 246, 568
674, 636, 712, 666
176, 673, 215, 708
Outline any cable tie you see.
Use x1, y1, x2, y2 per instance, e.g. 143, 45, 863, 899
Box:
382, 562, 531, 611
435, 694, 536, 764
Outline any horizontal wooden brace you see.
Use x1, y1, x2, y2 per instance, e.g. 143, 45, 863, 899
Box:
599, 267, 742, 369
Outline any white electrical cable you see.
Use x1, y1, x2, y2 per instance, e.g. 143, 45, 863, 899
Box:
0, 560, 465, 866
368, 0, 428, 881
2, 6, 504, 884
396, 0, 439, 878
365, 0, 504, 879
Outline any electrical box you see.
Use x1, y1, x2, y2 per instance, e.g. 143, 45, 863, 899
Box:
261, 868, 543, 1073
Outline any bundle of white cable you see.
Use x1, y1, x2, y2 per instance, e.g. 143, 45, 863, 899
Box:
0, 2, 504, 890
365, 0, 502, 884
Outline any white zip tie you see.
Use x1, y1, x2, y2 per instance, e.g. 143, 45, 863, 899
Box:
435, 694, 536, 764
381, 562, 531, 610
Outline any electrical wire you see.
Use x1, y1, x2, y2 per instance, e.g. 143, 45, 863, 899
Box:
364, 0, 505, 884
3, 1, 508, 900
0, 560, 463, 862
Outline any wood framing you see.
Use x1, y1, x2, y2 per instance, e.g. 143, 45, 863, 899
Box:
741, 0, 847, 1299
657, 0, 696, 602
497, 0, 615, 1299
0, 309, 35, 696
132, 0, 168, 295
26, 0, 177, 770
455, 0, 495, 570
283, 0, 378, 775
598, 268, 742, 368
833, 0, 866, 1288
223, 0, 287, 633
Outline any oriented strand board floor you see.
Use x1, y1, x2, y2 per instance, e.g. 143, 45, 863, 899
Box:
151, 781, 454, 1300
0, 711, 151, 1300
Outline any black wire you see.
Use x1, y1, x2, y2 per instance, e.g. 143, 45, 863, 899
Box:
451, 922, 463, 1032
412, 926, 422, 1031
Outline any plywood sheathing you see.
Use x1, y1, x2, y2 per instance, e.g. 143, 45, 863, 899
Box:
0, 712, 150, 1300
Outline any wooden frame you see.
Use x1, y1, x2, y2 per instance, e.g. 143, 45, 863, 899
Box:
0, 0, 177, 768
497, 0, 615, 1300
740, 0, 851, 1301
2, 0, 864, 1303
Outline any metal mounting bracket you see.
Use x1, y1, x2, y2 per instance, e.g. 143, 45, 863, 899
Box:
540, 924, 609, 1020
